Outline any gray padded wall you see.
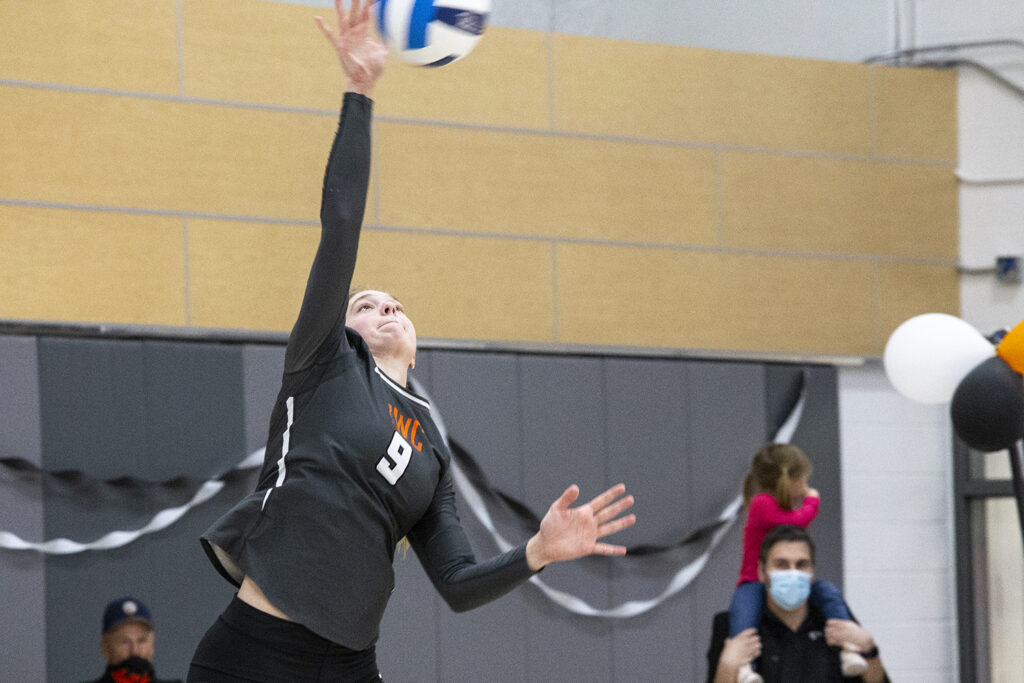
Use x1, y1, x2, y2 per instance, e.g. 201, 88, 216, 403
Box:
0, 336, 46, 682
36, 338, 255, 682
377, 351, 840, 682
0, 335, 840, 681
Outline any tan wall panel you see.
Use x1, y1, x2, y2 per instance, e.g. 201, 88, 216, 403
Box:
376, 122, 718, 245
876, 261, 961, 344
0, 205, 185, 325
0, 4, 961, 358
0, 0, 178, 94
188, 219, 318, 331
375, 28, 550, 129
720, 151, 958, 259
352, 232, 555, 342
184, 3, 548, 126
188, 223, 554, 341
551, 35, 873, 155
557, 244, 878, 355
182, 0, 342, 109
874, 65, 958, 161
1, 86, 335, 220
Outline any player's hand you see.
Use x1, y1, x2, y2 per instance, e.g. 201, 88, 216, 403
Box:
525, 483, 635, 569
315, 0, 388, 95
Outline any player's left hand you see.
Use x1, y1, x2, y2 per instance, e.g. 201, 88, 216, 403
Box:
525, 483, 635, 570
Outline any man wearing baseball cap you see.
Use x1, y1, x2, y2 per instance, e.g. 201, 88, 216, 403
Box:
82, 597, 182, 683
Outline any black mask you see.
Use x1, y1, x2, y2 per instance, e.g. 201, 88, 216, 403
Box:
108, 655, 155, 683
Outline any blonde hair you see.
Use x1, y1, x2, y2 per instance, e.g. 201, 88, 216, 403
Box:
742, 443, 812, 510
348, 285, 375, 299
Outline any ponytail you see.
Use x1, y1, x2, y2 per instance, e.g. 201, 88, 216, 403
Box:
773, 469, 795, 511
742, 470, 759, 506
743, 443, 812, 510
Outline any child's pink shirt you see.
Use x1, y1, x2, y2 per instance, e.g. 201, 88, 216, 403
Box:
737, 492, 820, 585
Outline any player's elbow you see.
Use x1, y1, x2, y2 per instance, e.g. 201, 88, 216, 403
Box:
438, 589, 478, 613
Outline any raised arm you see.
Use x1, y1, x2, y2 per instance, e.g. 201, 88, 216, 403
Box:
284, 0, 388, 372
408, 476, 635, 611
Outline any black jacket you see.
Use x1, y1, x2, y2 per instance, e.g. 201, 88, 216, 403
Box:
83, 659, 182, 683
706, 608, 890, 683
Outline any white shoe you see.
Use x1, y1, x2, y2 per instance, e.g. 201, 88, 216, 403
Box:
737, 663, 764, 683
840, 649, 868, 677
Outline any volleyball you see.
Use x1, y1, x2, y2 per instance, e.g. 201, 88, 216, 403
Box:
376, 0, 490, 67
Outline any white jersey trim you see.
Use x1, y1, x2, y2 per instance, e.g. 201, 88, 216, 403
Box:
374, 366, 431, 410
262, 395, 295, 511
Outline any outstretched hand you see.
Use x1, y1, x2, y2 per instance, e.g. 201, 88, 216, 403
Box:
525, 483, 636, 570
315, 0, 388, 96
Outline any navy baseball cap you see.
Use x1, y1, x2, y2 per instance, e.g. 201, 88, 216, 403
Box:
102, 597, 153, 634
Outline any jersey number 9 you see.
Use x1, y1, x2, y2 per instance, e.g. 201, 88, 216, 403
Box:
377, 431, 413, 485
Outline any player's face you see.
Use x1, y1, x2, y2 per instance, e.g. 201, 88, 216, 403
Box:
347, 290, 417, 363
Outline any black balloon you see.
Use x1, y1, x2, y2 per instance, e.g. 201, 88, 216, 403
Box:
951, 356, 1024, 452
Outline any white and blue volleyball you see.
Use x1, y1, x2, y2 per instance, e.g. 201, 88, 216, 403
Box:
376, 0, 490, 67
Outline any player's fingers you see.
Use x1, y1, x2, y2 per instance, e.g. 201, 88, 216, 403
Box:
585, 483, 627, 511
349, 0, 365, 26
337, 0, 354, 28
553, 484, 580, 511
592, 542, 627, 556
597, 513, 636, 537
595, 494, 634, 522
314, 15, 334, 41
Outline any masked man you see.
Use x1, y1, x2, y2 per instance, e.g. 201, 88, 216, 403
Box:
707, 525, 890, 683
82, 597, 182, 683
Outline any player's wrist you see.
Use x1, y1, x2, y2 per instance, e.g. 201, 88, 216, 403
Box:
345, 78, 375, 97
525, 534, 549, 571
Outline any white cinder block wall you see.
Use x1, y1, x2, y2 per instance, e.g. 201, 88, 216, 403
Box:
839, 365, 957, 683
654, 2, 1024, 680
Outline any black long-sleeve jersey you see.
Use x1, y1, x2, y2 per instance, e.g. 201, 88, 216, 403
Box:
201, 93, 535, 650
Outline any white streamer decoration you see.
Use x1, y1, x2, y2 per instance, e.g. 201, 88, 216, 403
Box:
412, 374, 808, 619
0, 448, 265, 554
1, 368, 807, 621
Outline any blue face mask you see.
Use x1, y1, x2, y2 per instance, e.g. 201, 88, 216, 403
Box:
768, 569, 812, 610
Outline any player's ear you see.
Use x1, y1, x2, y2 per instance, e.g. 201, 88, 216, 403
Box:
409, 357, 416, 370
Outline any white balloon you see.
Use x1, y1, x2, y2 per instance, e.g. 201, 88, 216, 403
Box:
883, 313, 995, 404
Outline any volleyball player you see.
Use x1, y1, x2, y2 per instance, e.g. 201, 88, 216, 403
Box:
187, 2, 635, 680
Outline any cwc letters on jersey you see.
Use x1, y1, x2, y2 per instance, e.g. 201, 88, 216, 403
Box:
387, 403, 423, 452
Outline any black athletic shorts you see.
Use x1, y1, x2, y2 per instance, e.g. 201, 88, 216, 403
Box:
187, 597, 382, 683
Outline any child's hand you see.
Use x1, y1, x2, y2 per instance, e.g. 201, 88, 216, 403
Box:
807, 487, 820, 498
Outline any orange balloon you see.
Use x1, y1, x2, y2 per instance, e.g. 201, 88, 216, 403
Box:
996, 319, 1024, 374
